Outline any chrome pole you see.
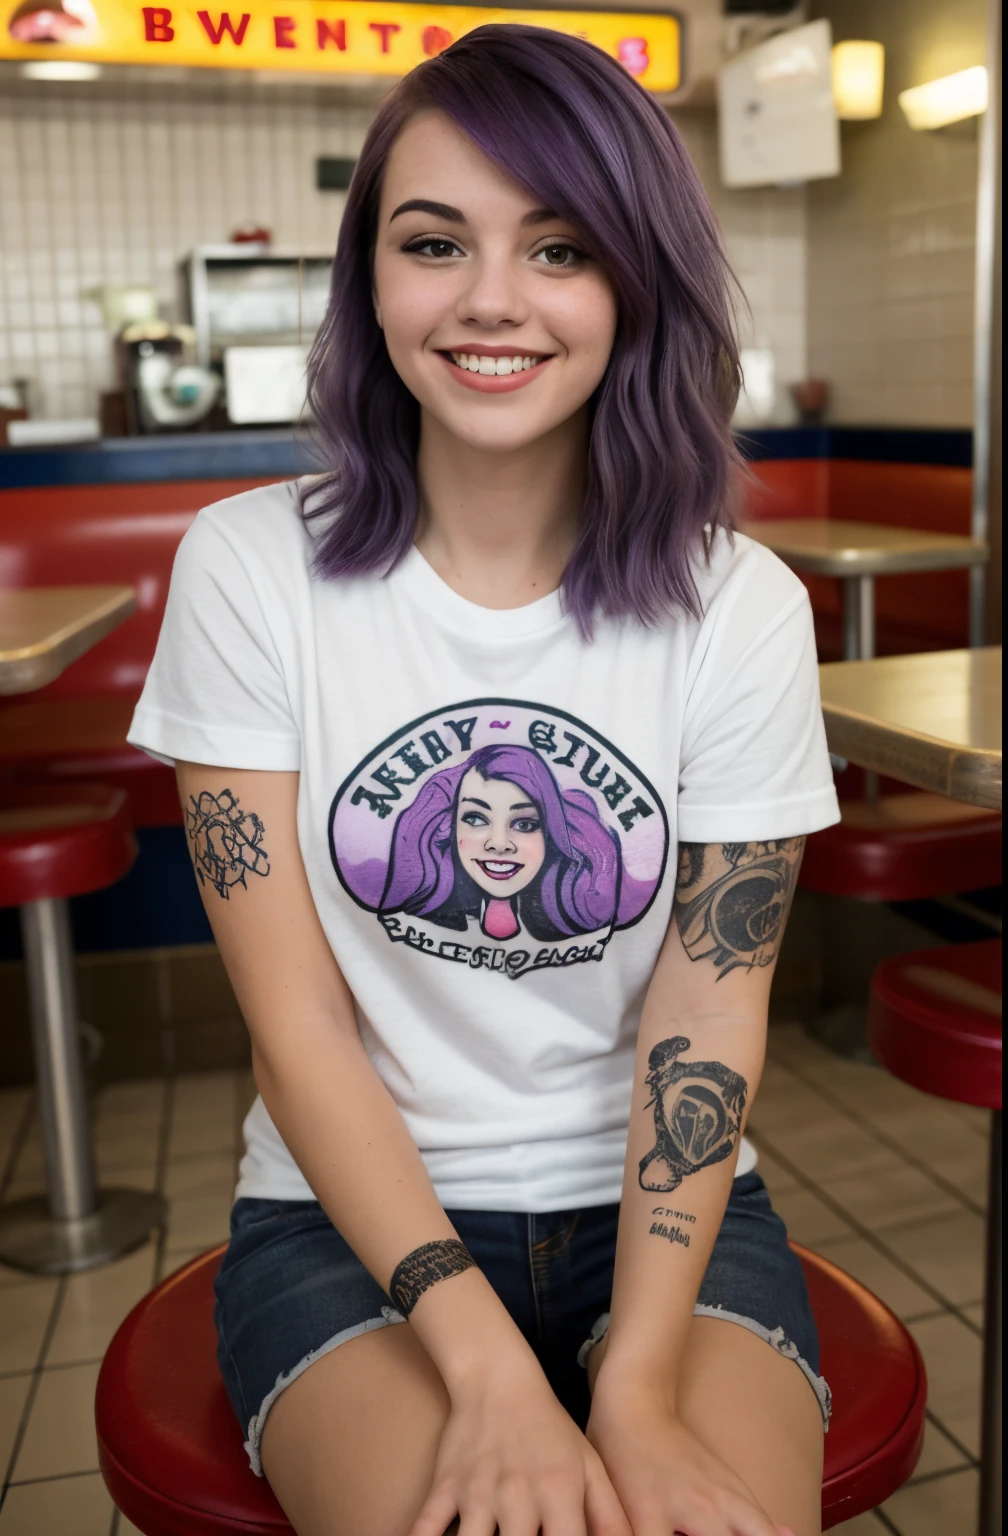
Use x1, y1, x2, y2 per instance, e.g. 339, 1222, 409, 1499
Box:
19, 898, 97, 1222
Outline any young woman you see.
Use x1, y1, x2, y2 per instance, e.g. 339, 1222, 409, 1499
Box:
130, 25, 839, 1536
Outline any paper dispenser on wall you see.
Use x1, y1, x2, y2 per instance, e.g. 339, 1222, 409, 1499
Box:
718, 19, 840, 189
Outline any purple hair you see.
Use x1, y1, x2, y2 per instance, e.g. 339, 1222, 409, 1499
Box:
302, 24, 742, 636
380, 744, 620, 940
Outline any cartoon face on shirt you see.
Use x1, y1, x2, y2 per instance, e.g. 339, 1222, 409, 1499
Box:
455, 769, 547, 899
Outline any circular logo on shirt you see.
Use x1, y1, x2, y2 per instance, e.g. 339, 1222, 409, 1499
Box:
328, 699, 669, 981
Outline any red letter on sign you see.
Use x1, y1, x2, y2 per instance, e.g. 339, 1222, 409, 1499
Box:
274, 15, 296, 47
421, 24, 451, 56
142, 7, 174, 40
316, 18, 346, 50
368, 21, 400, 53
196, 10, 251, 45
617, 37, 649, 77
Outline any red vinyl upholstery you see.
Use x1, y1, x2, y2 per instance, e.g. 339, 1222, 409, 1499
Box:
96, 1242, 925, 1534
0, 480, 272, 828
800, 793, 1003, 902
869, 939, 1002, 1110
0, 783, 137, 907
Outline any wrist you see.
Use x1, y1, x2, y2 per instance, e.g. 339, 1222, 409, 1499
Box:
591, 1347, 679, 1418
406, 1265, 540, 1398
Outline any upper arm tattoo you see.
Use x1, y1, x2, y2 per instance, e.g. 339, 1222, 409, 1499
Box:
673, 838, 805, 978
185, 788, 270, 899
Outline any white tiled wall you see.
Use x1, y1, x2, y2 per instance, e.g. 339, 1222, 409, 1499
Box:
0, 83, 806, 423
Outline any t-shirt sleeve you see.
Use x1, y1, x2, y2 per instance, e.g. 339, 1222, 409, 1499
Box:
677, 584, 839, 843
127, 507, 301, 771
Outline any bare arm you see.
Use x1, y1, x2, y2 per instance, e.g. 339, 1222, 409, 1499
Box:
588, 838, 806, 1536
177, 764, 534, 1389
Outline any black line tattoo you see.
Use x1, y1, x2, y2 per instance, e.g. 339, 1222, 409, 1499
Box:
638, 1035, 747, 1193
388, 1239, 476, 1317
185, 789, 270, 900
673, 838, 805, 979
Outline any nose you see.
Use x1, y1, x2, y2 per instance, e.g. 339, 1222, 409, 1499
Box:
457, 245, 530, 331
485, 827, 517, 854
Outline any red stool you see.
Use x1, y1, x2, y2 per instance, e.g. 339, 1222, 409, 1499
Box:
800, 792, 1002, 902
870, 940, 1002, 1536
96, 1241, 926, 1533
0, 784, 163, 1274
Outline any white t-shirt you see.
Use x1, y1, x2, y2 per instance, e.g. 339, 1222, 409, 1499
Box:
129, 481, 839, 1212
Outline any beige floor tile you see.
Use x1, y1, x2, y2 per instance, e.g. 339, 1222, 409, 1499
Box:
11, 1359, 101, 1479
937, 1141, 991, 1206
909, 1417, 971, 1479
46, 1243, 158, 1368
881, 1103, 989, 1164
167, 1111, 236, 1159
95, 1079, 163, 1118
0, 1373, 31, 1477
755, 1118, 901, 1181
818, 1164, 965, 1232
908, 1313, 982, 1457
117, 1518, 150, 1536
961, 1301, 984, 1329
810, 1233, 936, 1320
0, 1278, 58, 1374
164, 1151, 237, 1201
0, 1471, 114, 1535
0, 1087, 30, 1131
165, 1192, 233, 1253
768, 1185, 857, 1246
881, 1211, 985, 1307
172, 1071, 237, 1118
882, 1465, 978, 1535
825, 1514, 886, 1535
750, 1144, 800, 1197
93, 1152, 158, 1190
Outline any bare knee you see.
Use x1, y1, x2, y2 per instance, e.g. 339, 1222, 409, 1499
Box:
260, 1320, 450, 1536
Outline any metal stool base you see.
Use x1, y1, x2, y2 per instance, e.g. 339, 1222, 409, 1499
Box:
0, 1187, 164, 1275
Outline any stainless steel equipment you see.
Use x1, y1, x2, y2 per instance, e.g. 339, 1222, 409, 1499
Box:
186, 244, 332, 369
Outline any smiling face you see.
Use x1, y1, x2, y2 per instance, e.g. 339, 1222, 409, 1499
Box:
455, 769, 547, 899
371, 109, 618, 455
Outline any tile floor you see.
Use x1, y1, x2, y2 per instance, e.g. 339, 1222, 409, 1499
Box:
0, 1022, 992, 1535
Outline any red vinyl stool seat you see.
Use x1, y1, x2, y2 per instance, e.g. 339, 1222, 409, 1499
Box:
0, 785, 163, 1275
869, 940, 1002, 1536
96, 1241, 926, 1534
800, 793, 1002, 901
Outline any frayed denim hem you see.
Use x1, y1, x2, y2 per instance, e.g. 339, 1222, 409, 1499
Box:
244, 1305, 406, 1475
577, 1303, 832, 1430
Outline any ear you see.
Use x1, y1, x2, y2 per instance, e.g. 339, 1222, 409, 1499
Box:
372, 288, 383, 329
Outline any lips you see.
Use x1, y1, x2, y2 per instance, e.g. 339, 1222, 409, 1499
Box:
475, 859, 524, 880
438, 349, 553, 395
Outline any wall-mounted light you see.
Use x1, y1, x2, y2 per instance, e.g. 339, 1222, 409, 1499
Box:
831, 40, 885, 120
899, 66, 988, 130
20, 60, 102, 82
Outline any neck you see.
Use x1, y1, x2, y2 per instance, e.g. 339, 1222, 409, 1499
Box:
414, 410, 587, 610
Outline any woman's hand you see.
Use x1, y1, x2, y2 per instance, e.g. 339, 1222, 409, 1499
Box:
586, 1379, 794, 1536
409, 1356, 631, 1536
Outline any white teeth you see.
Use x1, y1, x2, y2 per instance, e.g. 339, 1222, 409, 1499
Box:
449, 352, 542, 375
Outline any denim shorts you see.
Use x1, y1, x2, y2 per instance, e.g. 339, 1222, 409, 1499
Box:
214, 1170, 830, 1475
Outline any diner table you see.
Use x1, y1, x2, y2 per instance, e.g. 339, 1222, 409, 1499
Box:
0, 583, 164, 1274
743, 519, 989, 660
819, 645, 1002, 1536
0, 584, 136, 695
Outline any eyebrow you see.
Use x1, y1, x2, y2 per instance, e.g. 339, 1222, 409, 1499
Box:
510, 801, 537, 811
461, 796, 491, 809
388, 199, 561, 227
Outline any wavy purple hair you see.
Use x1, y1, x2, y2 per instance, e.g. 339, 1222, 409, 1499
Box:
302, 24, 742, 636
380, 744, 620, 941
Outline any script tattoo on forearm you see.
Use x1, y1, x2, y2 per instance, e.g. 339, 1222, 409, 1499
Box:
388, 1239, 476, 1317
185, 789, 270, 900
638, 1035, 747, 1195
673, 838, 805, 979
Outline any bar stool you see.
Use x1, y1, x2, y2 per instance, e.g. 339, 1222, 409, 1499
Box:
0, 784, 164, 1274
869, 939, 1001, 1536
95, 1242, 926, 1533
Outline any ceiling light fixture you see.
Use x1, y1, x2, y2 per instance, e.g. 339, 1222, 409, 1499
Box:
20, 59, 102, 81
899, 65, 988, 130
831, 40, 885, 120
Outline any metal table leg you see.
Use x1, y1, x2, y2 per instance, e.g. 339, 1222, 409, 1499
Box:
979, 1109, 1002, 1536
842, 573, 876, 662
0, 897, 163, 1275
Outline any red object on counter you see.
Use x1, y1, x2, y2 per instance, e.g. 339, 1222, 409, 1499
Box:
95, 1241, 924, 1533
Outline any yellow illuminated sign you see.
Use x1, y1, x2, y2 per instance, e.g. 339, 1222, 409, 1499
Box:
3, 2, 681, 92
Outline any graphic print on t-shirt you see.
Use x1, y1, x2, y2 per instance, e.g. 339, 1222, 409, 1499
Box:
329, 699, 669, 981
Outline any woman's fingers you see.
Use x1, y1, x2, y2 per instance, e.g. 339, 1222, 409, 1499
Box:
407, 1483, 460, 1536
582, 1457, 633, 1536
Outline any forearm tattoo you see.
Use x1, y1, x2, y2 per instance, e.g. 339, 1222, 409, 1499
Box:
638, 1035, 747, 1194
673, 838, 805, 979
185, 788, 270, 899
388, 1239, 476, 1317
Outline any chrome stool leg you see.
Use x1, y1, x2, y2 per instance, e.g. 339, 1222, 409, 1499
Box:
0, 897, 164, 1274
979, 1109, 1001, 1536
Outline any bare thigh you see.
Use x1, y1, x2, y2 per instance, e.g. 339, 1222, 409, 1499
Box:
260, 1320, 450, 1536
590, 1316, 824, 1536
